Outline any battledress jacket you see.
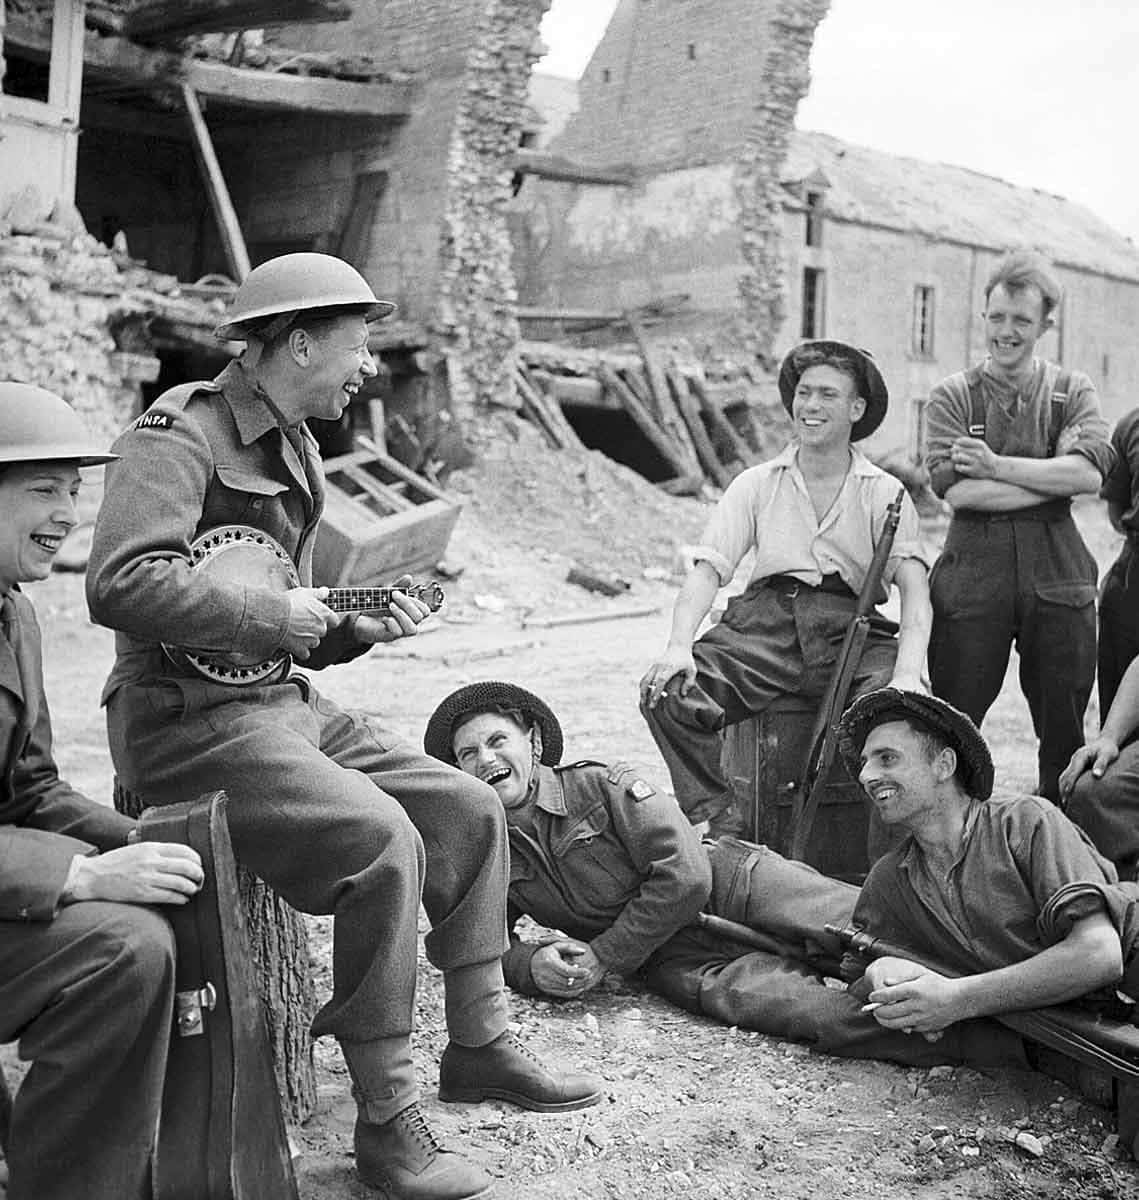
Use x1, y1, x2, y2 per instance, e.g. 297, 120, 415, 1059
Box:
86, 361, 367, 703
851, 794, 1139, 999
0, 588, 135, 921
502, 760, 712, 992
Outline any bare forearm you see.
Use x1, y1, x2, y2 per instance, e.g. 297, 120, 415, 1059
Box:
953, 921, 1121, 1020
990, 454, 1102, 497
1101, 658, 1139, 744
945, 479, 1052, 511
665, 562, 720, 648
891, 561, 931, 682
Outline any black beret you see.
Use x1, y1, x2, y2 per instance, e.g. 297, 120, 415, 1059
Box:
424, 681, 563, 767
837, 688, 994, 800
777, 339, 889, 441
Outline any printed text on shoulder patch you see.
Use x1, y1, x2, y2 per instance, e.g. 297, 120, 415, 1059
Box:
134, 411, 173, 430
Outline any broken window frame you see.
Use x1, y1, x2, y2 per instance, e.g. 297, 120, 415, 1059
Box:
911, 284, 936, 358
804, 189, 825, 248
801, 266, 826, 339
1, 0, 85, 129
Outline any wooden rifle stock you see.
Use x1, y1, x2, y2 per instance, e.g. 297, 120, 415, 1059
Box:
787, 487, 906, 863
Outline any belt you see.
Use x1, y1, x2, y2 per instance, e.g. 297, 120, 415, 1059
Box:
763, 573, 854, 598
953, 498, 1072, 524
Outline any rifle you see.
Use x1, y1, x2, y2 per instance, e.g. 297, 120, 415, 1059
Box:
827, 923, 1139, 1083
787, 487, 906, 862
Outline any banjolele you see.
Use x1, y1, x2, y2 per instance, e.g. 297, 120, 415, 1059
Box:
140, 792, 299, 1200
163, 524, 445, 684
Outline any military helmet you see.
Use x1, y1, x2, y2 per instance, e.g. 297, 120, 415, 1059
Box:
215, 252, 396, 341
0, 382, 117, 466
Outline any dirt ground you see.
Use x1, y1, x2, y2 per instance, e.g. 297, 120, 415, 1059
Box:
12, 417, 1139, 1198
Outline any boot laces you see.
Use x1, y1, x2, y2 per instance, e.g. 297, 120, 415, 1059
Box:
396, 1103, 442, 1155
501, 1030, 545, 1071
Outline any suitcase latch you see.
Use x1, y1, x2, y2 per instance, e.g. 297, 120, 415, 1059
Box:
175, 982, 218, 1037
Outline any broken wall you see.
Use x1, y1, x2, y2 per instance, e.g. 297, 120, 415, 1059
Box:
0, 227, 157, 519
267, 0, 550, 419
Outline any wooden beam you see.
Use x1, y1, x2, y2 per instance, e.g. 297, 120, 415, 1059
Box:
513, 149, 634, 187
125, 0, 351, 41
181, 83, 251, 281
4, 15, 415, 118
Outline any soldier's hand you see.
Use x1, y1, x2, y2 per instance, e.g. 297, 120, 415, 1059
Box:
62, 843, 204, 906
863, 966, 964, 1035
1059, 737, 1120, 802
283, 587, 337, 659
640, 647, 697, 709
353, 575, 432, 645
949, 436, 999, 479
531, 939, 604, 998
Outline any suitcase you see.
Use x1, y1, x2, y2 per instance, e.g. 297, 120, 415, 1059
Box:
140, 792, 299, 1200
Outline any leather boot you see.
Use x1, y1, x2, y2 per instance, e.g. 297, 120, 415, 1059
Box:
354, 1102, 493, 1200
438, 1030, 604, 1112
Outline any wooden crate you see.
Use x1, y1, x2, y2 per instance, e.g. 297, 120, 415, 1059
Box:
721, 697, 871, 882
314, 437, 461, 587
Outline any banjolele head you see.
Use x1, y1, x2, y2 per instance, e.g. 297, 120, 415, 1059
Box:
162, 525, 444, 684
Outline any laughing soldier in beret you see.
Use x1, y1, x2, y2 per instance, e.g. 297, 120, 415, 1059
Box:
423, 682, 1023, 1069
640, 340, 932, 847
839, 688, 1139, 1039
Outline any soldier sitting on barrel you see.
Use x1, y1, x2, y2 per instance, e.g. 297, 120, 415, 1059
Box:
423, 681, 1021, 1069
0, 383, 204, 1200
639, 340, 931, 841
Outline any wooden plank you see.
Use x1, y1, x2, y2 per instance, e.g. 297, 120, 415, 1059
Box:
624, 310, 702, 474
513, 150, 634, 187
124, 0, 351, 41
517, 307, 623, 324
338, 462, 415, 513
687, 373, 755, 468
598, 365, 691, 479
668, 368, 731, 487
54, 25, 416, 117
336, 170, 388, 264
351, 437, 456, 504
512, 368, 564, 449
181, 83, 251, 281
517, 364, 586, 451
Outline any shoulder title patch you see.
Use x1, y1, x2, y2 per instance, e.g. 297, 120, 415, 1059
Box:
134, 411, 173, 431
629, 779, 655, 801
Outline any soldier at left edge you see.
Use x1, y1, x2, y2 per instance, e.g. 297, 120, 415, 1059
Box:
0, 381, 204, 1200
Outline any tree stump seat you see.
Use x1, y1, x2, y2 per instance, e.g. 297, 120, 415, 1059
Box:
113, 779, 318, 1124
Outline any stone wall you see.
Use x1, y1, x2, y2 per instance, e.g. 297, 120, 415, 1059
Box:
434, 0, 551, 421
734, 0, 831, 361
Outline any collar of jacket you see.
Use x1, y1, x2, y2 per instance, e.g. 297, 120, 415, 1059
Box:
216, 360, 318, 454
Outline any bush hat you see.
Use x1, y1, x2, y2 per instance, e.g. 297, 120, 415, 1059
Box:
837, 687, 994, 800
424, 681, 564, 767
777, 339, 888, 441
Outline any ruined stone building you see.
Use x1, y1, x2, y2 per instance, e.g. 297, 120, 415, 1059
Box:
514, 0, 1139, 452
1, 0, 561, 449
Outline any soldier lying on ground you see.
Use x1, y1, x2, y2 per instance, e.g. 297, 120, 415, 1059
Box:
0, 383, 204, 1200
838, 688, 1139, 1039
424, 681, 1023, 1070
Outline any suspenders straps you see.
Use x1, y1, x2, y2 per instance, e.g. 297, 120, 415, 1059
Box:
963, 365, 1073, 455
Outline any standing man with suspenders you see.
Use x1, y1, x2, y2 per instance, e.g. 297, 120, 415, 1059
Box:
924, 249, 1115, 803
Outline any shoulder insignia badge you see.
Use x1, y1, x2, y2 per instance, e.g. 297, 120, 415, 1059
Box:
133, 411, 173, 431
629, 779, 655, 801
